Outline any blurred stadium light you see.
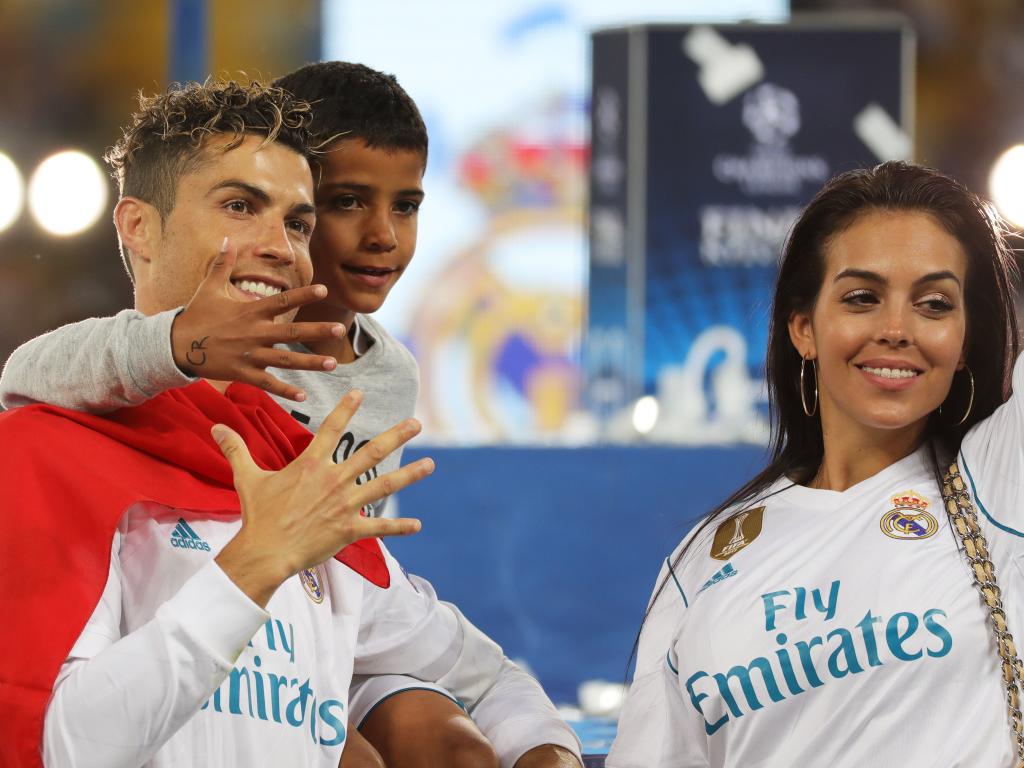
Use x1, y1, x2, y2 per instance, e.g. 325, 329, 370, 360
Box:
989, 144, 1024, 228
0, 152, 24, 234
28, 150, 108, 237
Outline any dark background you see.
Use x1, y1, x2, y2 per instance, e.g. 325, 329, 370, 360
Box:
2, 0, 1019, 387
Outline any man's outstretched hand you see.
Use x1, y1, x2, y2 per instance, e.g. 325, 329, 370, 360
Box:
171, 238, 346, 401
212, 389, 434, 607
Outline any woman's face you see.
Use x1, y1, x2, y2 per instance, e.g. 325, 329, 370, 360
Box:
788, 209, 968, 441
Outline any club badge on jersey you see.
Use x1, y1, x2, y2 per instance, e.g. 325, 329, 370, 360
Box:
710, 506, 765, 560
300, 566, 326, 604
879, 490, 938, 540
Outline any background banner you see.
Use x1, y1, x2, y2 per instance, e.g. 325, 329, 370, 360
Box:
587, 21, 912, 443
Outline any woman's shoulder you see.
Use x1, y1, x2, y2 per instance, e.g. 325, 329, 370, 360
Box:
670, 477, 794, 562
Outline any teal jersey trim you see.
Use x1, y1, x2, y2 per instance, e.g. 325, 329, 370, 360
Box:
960, 451, 1024, 538
666, 650, 679, 676
666, 557, 689, 608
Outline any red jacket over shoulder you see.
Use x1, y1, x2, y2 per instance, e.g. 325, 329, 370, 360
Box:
0, 382, 388, 768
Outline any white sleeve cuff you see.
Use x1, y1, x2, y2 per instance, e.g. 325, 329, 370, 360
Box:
127, 307, 197, 396
158, 560, 269, 669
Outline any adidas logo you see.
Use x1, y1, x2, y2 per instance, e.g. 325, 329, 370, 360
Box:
170, 518, 212, 552
698, 562, 737, 594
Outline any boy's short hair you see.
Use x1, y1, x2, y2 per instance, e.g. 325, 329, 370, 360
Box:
104, 79, 314, 219
274, 62, 428, 163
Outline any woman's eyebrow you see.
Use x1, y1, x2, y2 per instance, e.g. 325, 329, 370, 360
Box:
833, 268, 961, 288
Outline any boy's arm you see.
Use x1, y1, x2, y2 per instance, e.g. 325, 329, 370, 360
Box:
434, 602, 583, 768
355, 557, 583, 768
0, 245, 345, 412
457, 655, 582, 768
0, 309, 193, 413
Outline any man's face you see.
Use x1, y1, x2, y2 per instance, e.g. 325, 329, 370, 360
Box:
135, 133, 316, 314
296, 138, 425, 326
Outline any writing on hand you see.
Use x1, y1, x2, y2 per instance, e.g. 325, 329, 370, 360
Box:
186, 336, 211, 367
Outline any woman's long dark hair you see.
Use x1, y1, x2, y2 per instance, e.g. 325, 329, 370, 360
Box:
630, 161, 1020, 674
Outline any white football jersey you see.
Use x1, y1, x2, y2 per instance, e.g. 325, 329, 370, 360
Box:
45, 506, 445, 766
609, 354, 1024, 768
44, 504, 580, 767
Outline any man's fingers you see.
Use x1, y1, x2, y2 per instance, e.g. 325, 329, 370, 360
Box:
347, 457, 434, 511
339, 420, 423, 483
245, 346, 338, 373
268, 320, 346, 345
204, 236, 237, 285
238, 368, 309, 402
256, 284, 330, 317
359, 516, 423, 540
306, 390, 363, 459
211, 424, 261, 481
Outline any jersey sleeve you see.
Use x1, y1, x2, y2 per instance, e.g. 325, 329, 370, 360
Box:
0, 308, 194, 412
958, 352, 1024, 549
43, 550, 268, 767
607, 547, 709, 768
606, 652, 708, 768
354, 546, 581, 767
456, 650, 582, 766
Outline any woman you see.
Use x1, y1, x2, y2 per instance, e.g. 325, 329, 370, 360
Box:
607, 161, 1023, 767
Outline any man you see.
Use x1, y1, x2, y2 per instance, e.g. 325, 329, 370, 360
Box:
0, 79, 580, 767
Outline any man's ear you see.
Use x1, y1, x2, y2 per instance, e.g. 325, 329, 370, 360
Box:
788, 308, 817, 360
113, 197, 160, 269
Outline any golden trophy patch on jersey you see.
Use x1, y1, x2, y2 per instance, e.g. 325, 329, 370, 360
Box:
711, 506, 765, 561
300, 566, 326, 604
880, 490, 938, 540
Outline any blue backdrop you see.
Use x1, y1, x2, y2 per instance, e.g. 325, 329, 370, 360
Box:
387, 445, 767, 704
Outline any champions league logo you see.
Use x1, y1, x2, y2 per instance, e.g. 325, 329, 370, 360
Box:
880, 490, 939, 540
711, 82, 828, 197
742, 83, 800, 147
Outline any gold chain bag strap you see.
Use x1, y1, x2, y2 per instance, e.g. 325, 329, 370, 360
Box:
942, 460, 1024, 764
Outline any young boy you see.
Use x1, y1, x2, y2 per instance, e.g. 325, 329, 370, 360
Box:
0, 65, 581, 768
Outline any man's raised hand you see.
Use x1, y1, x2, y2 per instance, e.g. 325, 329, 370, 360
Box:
171, 238, 345, 401
212, 389, 434, 607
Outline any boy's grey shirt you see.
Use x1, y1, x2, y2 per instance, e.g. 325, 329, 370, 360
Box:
0, 308, 419, 516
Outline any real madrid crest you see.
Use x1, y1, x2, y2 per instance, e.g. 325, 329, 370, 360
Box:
300, 566, 326, 604
880, 490, 938, 540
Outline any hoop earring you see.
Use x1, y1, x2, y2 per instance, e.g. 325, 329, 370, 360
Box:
800, 356, 818, 417
940, 365, 975, 426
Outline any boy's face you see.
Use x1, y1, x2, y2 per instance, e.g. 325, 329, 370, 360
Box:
134, 133, 316, 315
303, 138, 425, 323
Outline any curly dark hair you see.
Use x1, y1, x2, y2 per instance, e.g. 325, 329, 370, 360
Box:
104, 78, 314, 218
274, 62, 427, 163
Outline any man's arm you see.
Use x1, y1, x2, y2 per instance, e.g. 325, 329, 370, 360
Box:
354, 561, 583, 768
0, 242, 343, 412
44, 556, 269, 767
